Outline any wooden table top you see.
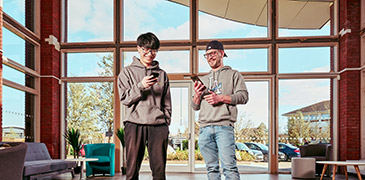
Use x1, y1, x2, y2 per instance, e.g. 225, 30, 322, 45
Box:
317, 161, 365, 166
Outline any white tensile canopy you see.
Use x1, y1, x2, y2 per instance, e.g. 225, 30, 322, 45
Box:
168, 0, 333, 29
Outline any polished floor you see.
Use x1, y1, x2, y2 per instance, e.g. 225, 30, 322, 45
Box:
38, 172, 363, 180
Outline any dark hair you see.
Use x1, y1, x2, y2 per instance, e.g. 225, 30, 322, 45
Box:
137, 32, 160, 50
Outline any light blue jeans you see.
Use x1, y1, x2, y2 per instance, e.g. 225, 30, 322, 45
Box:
198, 125, 240, 180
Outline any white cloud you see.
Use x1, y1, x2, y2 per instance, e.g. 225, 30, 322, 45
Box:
245, 29, 268, 38
199, 14, 247, 39
68, 0, 113, 41
304, 65, 330, 72
123, 0, 162, 40
157, 51, 190, 73
68, 0, 92, 32
279, 79, 330, 107
237, 82, 269, 128
157, 22, 190, 40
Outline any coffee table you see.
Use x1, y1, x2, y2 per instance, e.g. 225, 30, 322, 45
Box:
317, 161, 365, 180
65, 157, 98, 180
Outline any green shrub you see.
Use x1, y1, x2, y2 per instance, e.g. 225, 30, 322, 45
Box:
235, 150, 255, 161
195, 150, 203, 160
167, 149, 189, 160
143, 147, 149, 160
182, 139, 199, 150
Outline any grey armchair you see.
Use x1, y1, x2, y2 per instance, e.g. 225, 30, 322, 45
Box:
0, 142, 28, 180
299, 143, 332, 176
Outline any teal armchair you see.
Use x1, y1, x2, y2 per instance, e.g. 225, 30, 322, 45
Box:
84, 143, 115, 177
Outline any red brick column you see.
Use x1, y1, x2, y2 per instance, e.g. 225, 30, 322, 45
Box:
40, 0, 61, 158
0, 2, 3, 142
338, 0, 362, 160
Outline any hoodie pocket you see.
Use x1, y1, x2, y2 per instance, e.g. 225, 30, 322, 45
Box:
130, 105, 165, 123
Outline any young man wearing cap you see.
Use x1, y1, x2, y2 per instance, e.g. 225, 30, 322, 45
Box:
117, 32, 172, 180
192, 40, 249, 180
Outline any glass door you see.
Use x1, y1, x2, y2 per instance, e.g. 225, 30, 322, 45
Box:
141, 81, 193, 172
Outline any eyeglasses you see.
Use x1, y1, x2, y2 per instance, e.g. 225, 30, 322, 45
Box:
203, 51, 221, 59
140, 46, 158, 55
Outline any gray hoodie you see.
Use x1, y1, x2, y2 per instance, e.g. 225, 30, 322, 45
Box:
191, 66, 248, 127
117, 56, 172, 125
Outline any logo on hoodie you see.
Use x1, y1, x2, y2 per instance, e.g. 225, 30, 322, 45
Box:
209, 77, 222, 95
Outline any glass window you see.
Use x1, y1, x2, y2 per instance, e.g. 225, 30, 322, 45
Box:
67, 0, 113, 42
123, 50, 190, 73
66, 52, 114, 77
124, 0, 190, 41
3, 0, 34, 30
3, 65, 35, 88
2, 85, 35, 142
278, 0, 333, 37
195, 81, 269, 172
66, 82, 114, 144
279, 47, 331, 73
199, 48, 268, 73
278, 79, 331, 171
3, 28, 35, 69
198, 0, 268, 39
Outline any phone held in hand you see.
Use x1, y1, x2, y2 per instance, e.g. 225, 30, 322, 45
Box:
152, 72, 159, 78
191, 75, 206, 90
151, 72, 159, 82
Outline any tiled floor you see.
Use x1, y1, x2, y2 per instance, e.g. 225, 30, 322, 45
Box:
38, 172, 363, 180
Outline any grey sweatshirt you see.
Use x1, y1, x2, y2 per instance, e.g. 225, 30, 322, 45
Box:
191, 66, 249, 127
117, 56, 172, 125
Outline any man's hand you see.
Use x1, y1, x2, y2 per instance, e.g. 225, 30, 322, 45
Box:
194, 81, 206, 97
193, 81, 206, 104
203, 90, 222, 105
141, 75, 158, 88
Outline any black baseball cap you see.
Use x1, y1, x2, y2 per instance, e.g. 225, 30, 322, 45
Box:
206, 40, 228, 57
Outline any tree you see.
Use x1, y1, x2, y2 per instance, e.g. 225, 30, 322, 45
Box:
90, 53, 114, 143
234, 116, 255, 142
253, 122, 268, 144
67, 83, 101, 143
287, 111, 311, 145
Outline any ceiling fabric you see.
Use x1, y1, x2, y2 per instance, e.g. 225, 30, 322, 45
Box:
168, 0, 333, 29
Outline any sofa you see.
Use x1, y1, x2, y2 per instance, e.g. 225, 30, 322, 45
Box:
85, 143, 115, 177
23, 142, 76, 180
299, 143, 332, 176
0, 142, 28, 180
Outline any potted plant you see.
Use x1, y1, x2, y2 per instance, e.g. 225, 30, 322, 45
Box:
116, 127, 126, 174
64, 128, 83, 174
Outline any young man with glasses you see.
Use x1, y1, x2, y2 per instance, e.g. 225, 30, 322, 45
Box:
117, 32, 171, 180
192, 40, 249, 180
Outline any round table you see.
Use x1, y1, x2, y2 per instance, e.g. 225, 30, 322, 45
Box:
65, 157, 98, 180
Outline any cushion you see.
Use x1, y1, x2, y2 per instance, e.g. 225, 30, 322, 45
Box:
25, 143, 51, 161
23, 159, 75, 176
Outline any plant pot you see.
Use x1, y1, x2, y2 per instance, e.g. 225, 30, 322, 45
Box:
74, 166, 81, 174
121, 167, 127, 175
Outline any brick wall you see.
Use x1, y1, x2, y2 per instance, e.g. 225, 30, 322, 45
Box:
338, 0, 362, 160
40, 0, 61, 159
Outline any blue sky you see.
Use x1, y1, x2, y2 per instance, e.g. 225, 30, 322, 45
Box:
2, 0, 332, 135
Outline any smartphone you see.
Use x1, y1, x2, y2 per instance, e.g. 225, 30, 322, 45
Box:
191, 75, 206, 90
151, 72, 159, 82
151, 72, 159, 78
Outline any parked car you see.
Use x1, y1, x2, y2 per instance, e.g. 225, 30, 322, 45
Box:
244, 142, 286, 162
235, 142, 264, 162
278, 143, 300, 161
